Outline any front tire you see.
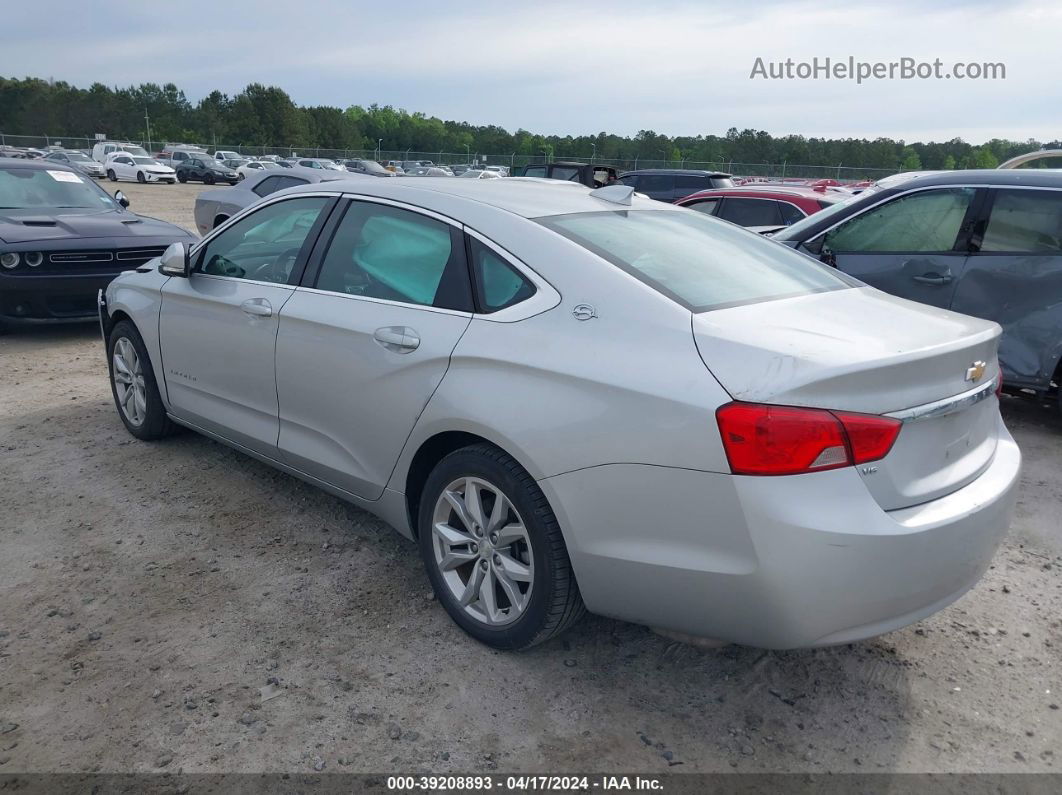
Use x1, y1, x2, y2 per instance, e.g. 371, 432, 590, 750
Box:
107, 320, 176, 441
136, 171, 146, 183
418, 444, 585, 650
107, 169, 117, 181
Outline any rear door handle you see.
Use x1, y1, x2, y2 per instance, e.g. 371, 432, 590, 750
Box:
911, 274, 952, 285
240, 298, 272, 317
373, 326, 420, 353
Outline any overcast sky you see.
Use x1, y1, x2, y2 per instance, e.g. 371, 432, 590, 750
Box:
1, 0, 1056, 143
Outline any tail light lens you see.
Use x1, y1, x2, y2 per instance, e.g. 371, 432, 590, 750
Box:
716, 402, 902, 476
995, 369, 1004, 397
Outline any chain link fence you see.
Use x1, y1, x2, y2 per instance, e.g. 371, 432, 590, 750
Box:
0, 133, 896, 182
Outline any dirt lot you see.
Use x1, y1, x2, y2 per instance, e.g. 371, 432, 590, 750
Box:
0, 180, 1060, 777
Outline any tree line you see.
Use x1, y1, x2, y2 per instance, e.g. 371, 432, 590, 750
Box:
2, 76, 1057, 171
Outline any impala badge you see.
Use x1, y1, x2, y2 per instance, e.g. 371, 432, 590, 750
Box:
965, 361, 987, 382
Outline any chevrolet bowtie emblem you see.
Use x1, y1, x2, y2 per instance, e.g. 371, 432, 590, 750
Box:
965, 360, 987, 382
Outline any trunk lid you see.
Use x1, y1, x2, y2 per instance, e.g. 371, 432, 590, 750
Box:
693, 286, 1003, 509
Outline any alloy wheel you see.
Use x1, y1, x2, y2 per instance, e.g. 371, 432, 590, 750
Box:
431, 476, 534, 626
112, 337, 147, 426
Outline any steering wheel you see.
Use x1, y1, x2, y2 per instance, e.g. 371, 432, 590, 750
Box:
250, 247, 302, 283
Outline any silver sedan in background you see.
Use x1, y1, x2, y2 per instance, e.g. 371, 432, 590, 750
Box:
100, 178, 1019, 650
192, 166, 368, 235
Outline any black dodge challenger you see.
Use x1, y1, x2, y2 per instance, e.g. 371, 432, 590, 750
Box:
0, 158, 195, 327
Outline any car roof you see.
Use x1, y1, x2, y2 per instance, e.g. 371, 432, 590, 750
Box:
682, 186, 831, 200
623, 169, 732, 177
882, 168, 1062, 189
279, 175, 678, 218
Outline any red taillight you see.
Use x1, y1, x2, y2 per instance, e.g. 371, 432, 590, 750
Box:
716, 402, 902, 476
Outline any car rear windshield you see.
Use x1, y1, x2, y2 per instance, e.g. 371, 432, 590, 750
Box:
0, 167, 115, 209
539, 210, 852, 312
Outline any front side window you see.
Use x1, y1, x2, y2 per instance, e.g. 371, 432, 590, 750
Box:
717, 198, 783, 227
981, 189, 1062, 253
468, 238, 536, 313
196, 196, 328, 283
314, 201, 471, 310
685, 197, 720, 215
539, 210, 851, 312
523, 166, 547, 178
252, 176, 281, 197
824, 188, 975, 253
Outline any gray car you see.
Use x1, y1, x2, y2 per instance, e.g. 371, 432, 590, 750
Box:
43, 150, 105, 178
192, 166, 367, 235
99, 178, 1019, 651
772, 169, 1062, 411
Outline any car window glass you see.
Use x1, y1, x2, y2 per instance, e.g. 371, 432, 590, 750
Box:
675, 175, 709, 192
637, 174, 675, 193
551, 166, 580, 181
617, 175, 638, 188
826, 188, 974, 252
710, 176, 735, 189
685, 198, 719, 215
541, 210, 851, 312
196, 196, 328, 283
777, 201, 806, 225
717, 198, 783, 227
252, 176, 282, 197
469, 238, 536, 312
315, 201, 468, 309
523, 166, 547, 178
981, 189, 1062, 253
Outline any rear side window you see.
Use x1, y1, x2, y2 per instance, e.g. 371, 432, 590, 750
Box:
981, 189, 1062, 253
825, 188, 975, 252
468, 238, 536, 313
551, 166, 580, 181
637, 174, 675, 194
540, 210, 851, 312
616, 175, 638, 188
717, 198, 783, 227
675, 175, 709, 193
710, 176, 735, 189
523, 166, 547, 178
314, 201, 471, 310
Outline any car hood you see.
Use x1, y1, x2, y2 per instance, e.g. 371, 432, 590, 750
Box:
0, 208, 193, 244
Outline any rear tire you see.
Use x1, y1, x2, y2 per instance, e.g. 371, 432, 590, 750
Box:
107, 320, 177, 441
177, 172, 187, 183
204, 173, 215, 185
418, 444, 585, 650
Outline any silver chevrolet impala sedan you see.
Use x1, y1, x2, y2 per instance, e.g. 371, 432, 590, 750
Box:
99, 177, 1021, 650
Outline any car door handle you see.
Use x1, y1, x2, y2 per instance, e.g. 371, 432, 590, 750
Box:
911, 274, 952, 285
240, 298, 272, 317
373, 326, 420, 353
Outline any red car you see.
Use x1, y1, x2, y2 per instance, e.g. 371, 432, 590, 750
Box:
675, 186, 844, 232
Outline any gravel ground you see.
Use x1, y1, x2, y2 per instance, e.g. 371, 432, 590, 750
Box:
0, 182, 1059, 776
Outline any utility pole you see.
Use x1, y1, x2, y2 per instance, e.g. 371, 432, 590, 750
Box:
376, 139, 383, 161
590, 142, 596, 163
144, 108, 151, 153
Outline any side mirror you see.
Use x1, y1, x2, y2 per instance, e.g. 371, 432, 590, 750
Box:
114, 190, 130, 208
159, 241, 190, 277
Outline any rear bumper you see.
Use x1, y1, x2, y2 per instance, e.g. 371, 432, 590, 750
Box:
0, 271, 122, 321
540, 415, 1021, 648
